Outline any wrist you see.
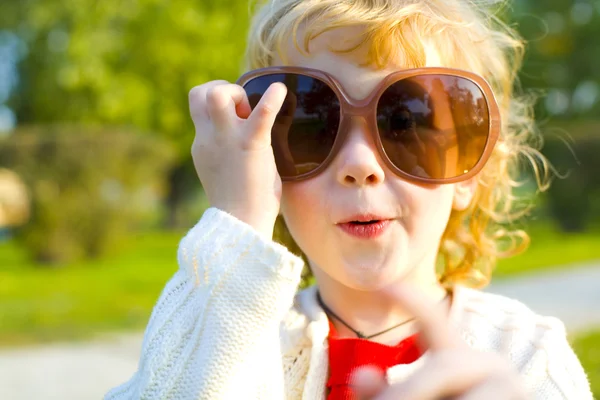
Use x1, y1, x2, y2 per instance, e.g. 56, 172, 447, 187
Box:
219, 206, 276, 239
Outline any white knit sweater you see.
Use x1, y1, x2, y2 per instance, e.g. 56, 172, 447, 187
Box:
105, 208, 593, 400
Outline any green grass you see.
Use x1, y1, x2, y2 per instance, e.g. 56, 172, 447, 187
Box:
0, 219, 599, 346
0, 230, 183, 347
495, 220, 600, 278
571, 329, 600, 398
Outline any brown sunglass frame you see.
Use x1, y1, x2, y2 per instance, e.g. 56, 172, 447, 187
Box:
236, 66, 501, 184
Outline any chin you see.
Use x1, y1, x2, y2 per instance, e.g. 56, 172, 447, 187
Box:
340, 262, 404, 292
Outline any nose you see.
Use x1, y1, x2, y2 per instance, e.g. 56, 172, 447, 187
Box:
334, 120, 385, 187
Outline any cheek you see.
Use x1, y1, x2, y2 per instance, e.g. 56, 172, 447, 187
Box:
280, 181, 324, 239
404, 184, 455, 235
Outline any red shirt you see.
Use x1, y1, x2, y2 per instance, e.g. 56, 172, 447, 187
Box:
325, 320, 422, 400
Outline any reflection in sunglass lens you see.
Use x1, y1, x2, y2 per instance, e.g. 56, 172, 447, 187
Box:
243, 74, 341, 178
377, 75, 489, 180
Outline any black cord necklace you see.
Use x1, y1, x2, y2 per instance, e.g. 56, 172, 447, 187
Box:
316, 290, 449, 340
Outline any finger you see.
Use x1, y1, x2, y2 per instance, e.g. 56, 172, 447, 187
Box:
282, 89, 297, 118
188, 80, 229, 122
236, 99, 252, 119
245, 82, 288, 146
351, 365, 387, 400
374, 351, 504, 400
458, 377, 526, 400
383, 283, 459, 351
206, 83, 250, 131
273, 90, 297, 128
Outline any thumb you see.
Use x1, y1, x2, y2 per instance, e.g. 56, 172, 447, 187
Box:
351, 366, 387, 400
245, 82, 288, 147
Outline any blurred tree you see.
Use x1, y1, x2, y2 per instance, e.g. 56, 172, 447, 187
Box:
0, 0, 253, 227
514, 0, 600, 120
0, 125, 176, 265
2, 0, 599, 232
542, 129, 600, 232
510, 0, 600, 231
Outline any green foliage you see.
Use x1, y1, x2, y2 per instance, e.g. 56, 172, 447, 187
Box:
0, 125, 176, 264
515, 0, 600, 120
0, 0, 256, 230
0, 0, 253, 158
541, 121, 600, 232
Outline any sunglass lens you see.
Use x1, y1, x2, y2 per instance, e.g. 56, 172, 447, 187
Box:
243, 74, 340, 178
377, 75, 490, 180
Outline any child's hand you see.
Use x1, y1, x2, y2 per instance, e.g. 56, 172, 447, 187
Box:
351, 285, 527, 400
188, 81, 288, 238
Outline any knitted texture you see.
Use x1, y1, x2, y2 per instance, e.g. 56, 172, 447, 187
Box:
105, 208, 593, 400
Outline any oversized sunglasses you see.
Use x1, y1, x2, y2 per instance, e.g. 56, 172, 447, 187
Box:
236, 66, 501, 184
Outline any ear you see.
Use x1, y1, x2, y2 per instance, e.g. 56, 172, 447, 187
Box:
452, 178, 478, 211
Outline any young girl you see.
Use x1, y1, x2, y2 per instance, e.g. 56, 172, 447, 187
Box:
106, 0, 593, 399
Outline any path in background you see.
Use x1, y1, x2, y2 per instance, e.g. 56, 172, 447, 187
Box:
1, 262, 599, 400
0, 333, 142, 400
487, 261, 600, 332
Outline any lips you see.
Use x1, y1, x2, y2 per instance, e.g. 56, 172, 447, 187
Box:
337, 214, 392, 239
338, 214, 388, 224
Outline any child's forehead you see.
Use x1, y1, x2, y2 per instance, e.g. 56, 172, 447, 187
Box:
273, 26, 444, 100
274, 52, 390, 100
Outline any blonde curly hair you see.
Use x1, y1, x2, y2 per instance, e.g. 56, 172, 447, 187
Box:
243, 0, 551, 289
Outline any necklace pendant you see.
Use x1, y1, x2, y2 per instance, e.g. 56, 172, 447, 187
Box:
356, 331, 366, 339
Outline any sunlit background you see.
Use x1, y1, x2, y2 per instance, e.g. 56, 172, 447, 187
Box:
0, 0, 599, 399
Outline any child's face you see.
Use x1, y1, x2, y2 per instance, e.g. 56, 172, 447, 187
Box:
275, 27, 476, 290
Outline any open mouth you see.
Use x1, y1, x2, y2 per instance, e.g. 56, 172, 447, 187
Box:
350, 220, 380, 225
